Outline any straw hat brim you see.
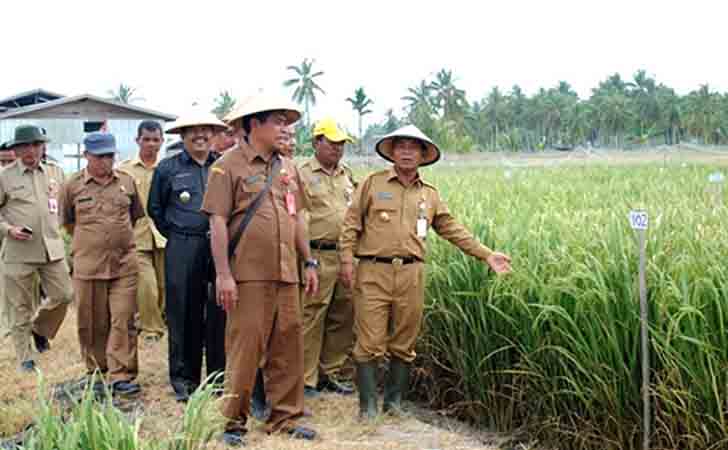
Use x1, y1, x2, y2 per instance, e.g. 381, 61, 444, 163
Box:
165, 117, 230, 135
375, 131, 440, 167
224, 95, 302, 128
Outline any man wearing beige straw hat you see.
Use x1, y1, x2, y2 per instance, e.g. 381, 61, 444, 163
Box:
202, 94, 319, 445
148, 111, 229, 402
298, 117, 357, 398
339, 125, 513, 419
0, 125, 73, 372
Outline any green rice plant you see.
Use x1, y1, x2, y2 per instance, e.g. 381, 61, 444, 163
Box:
417, 163, 728, 449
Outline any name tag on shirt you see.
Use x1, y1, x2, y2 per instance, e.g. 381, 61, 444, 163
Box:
377, 192, 393, 200
417, 218, 427, 238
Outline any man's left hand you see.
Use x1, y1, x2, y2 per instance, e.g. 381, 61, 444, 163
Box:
304, 267, 319, 295
486, 252, 512, 274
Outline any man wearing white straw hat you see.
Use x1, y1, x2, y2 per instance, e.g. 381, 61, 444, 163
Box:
148, 111, 229, 402
202, 94, 319, 445
339, 125, 513, 419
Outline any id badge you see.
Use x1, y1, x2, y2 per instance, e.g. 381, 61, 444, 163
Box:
48, 198, 58, 214
285, 191, 296, 216
416, 218, 427, 238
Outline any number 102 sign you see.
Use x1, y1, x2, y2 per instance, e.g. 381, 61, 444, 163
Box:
629, 210, 649, 230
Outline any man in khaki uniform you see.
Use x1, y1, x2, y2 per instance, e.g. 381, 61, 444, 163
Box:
118, 121, 167, 341
0, 125, 73, 372
339, 125, 513, 419
298, 118, 357, 397
203, 95, 319, 446
0, 141, 17, 338
60, 132, 145, 394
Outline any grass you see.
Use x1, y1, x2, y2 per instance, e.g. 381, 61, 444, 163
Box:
417, 160, 728, 449
0, 310, 492, 450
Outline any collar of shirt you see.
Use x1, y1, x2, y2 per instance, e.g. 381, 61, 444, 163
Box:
19, 161, 44, 174
386, 167, 423, 187
241, 140, 276, 165
181, 148, 217, 166
310, 157, 344, 176
82, 168, 120, 185
131, 156, 158, 170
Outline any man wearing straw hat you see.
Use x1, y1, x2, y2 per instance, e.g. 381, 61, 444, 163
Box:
202, 94, 319, 445
298, 117, 357, 398
339, 125, 513, 419
0, 125, 73, 372
60, 132, 145, 394
148, 112, 229, 402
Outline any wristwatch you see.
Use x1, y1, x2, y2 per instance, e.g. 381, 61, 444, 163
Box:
304, 258, 320, 269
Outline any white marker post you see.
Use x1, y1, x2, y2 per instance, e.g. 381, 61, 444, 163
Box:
708, 171, 724, 211
629, 209, 650, 450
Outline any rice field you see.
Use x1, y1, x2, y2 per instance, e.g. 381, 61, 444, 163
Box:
417, 161, 728, 450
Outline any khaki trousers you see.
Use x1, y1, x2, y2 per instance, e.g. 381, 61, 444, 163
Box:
301, 248, 354, 387
223, 281, 304, 434
135, 248, 166, 337
5, 259, 72, 363
353, 260, 425, 363
74, 275, 139, 382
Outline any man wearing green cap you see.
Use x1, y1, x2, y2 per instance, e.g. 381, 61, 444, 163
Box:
0, 125, 73, 372
339, 125, 513, 419
298, 118, 357, 398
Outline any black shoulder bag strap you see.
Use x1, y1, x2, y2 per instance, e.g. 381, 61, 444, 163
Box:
228, 154, 281, 259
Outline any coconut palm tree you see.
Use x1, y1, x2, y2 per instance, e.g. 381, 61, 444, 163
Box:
283, 58, 325, 127
428, 69, 467, 120
212, 90, 237, 119
107, 83, 143, 104
346, 87, 374, 153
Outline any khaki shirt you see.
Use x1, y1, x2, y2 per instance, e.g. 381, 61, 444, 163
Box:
44, 160, 65, 186
0, 161, 66, 263
339, 168, 492, 264
201, 143, 305, 283
60, 169, 145, 280
298, 158, 356, 242
118, 157, 167, 251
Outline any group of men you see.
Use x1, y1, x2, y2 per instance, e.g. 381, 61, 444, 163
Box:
0, 93, 512, 447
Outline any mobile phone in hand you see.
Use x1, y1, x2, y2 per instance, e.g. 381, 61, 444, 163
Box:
21, 226, 33, 235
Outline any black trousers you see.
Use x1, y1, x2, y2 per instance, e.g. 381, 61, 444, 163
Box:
165, 233, 226, 390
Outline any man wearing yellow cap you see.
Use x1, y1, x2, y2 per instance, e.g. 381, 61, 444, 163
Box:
339, 125, 513, 419
298, 118, 357, 398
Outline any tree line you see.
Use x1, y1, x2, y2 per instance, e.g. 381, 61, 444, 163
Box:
108, 62, 728, 154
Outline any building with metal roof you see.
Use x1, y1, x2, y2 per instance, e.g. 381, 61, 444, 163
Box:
0, 89, 177, 173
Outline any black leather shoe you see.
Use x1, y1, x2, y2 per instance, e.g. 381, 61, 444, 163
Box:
220, 430, 246, 447
172, 381, 191, 402
20, 360, 36, 372
112, 380, 141, 396
286, 425, 317, 440
317, 377, 355, 395
303, 385, 320, 399
32, 332, 50, 353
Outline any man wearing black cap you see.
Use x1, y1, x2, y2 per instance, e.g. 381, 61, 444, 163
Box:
0, 125, 73, 372
60, 132, 146, 394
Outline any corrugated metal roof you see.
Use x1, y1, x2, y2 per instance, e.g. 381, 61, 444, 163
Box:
0, 93, 176, 121
0, 89, 66, 108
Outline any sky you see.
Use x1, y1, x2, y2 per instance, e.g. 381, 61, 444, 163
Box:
1, 0, 725, 132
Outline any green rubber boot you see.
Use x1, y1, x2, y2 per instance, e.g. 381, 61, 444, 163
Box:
383, 358, 409, 414
356, 362, 379, 420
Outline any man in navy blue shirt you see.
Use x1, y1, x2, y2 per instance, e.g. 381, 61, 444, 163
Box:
148, 112, 229, 402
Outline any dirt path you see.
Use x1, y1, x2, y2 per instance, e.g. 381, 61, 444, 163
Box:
0, 308, 522, 449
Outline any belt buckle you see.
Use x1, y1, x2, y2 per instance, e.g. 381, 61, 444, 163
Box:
392, 257, 403, 267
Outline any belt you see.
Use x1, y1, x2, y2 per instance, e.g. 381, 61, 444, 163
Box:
310, 240, 338, 251
356, 255, 421, 266
169, 229, 209, 239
